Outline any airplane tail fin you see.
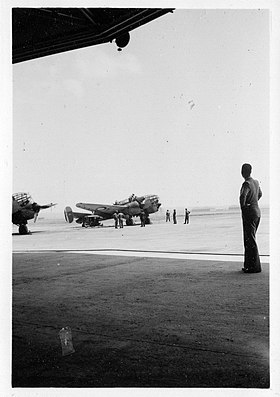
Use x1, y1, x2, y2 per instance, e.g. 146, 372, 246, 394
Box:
64, 206, 74, 223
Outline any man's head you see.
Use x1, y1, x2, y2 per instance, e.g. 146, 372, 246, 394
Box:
241, 163, 252, 179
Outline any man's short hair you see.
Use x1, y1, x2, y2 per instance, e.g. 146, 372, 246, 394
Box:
241, 163, 252, 177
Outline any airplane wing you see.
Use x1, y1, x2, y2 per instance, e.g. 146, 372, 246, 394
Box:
76, 202, 127, 216
39, 203, 57, 209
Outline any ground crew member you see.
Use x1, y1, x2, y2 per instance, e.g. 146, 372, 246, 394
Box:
184, 208, 190, 224
166, 210, 170, 222
113, 211, 119, 229
129, 193, 135, 202
118, 212, 124, 228
173, 209, 177, 224
140, 211, 146, 227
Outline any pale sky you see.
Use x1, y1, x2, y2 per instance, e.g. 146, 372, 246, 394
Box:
12, 8, 270, 213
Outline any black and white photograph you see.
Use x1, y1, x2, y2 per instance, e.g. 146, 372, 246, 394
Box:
1, 0, 280, 396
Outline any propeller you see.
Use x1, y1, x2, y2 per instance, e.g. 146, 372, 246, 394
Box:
33, 202, 57, 222
32, 203, 41, 223
34, 210, 40, 223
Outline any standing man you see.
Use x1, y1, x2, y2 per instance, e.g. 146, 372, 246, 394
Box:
118, 212, 124, 228
129, 193, 135, 202
239, 163, 262, 273
166, 210, 170, 222
113, 210, 119, 229
173, 209, 177, 224
184, 208, 190, 224
140, 211, 146, 227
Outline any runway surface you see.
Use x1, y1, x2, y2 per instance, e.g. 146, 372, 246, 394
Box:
11, 212, 270, 389
12, 211, 270, 263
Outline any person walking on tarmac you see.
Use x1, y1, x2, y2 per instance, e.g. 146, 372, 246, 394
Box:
140, 211, 146, 227
118, 212, 124, 228
173, 209, 177, 224
166, 210, 171, 222
113, 210, 119, 229
184, 208, 190, 224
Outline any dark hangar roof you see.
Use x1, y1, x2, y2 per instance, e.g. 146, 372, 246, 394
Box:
12, 8, 174, 63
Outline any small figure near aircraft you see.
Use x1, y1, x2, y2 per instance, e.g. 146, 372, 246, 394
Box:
184, 208, 191, 224
64, 194, 161, 228
139, 211, 146, 227
118, 212, 125, 229
12, 192, 56, 234
166, 209, 171, 222
173, 209, 177, 224
113, 211, 119, 229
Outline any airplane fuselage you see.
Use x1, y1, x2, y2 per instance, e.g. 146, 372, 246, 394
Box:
77, 194, 161, 218
65, 194, 161, 227
12, 208, 36, 224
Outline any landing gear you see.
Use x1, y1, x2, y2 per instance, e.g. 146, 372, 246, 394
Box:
145, 216, 151, 225
19, 224, 28, 235
84, 218, 102, 227
126, 217, 134, 226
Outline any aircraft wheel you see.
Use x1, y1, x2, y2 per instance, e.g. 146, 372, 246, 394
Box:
19, 224, 28, 235
126, 218, 134, 226
145, 217, 151, 225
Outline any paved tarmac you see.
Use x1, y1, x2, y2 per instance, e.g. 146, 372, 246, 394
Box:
13, 252, 269, 389
11, 213, 270, 390
12, 213, 269, 262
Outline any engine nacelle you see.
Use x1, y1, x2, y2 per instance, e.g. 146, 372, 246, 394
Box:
127, 200, 141, 216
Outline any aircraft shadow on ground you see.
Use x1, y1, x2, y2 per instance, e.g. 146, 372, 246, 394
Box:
72, 223, 141, 230
12, 231, 45, 236
12, 223, 143, 235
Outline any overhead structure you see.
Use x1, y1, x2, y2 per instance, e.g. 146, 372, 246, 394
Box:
12, 8, 174, 63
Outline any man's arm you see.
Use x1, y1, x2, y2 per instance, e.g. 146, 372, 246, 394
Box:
239, 182, 250, 209
258, 186, 262, 200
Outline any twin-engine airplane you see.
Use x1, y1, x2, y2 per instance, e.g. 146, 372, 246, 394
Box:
64, 194, 161, 227
12, 192, 56, 234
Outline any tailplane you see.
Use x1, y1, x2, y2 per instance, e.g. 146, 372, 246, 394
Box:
64, 206, 74, 223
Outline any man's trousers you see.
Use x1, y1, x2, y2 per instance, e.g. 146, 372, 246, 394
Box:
242, 211, 261, 272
